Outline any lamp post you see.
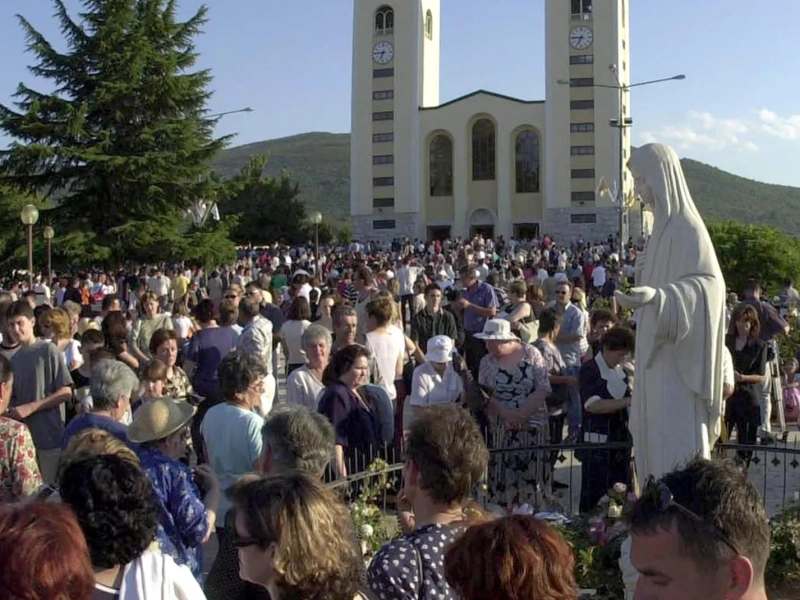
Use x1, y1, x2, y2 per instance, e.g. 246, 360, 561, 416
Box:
557, 70, 685, 245
20, 204, 39, 289
308, 211, 323, 278
207, 107, 254, 119
43, 226, 54, 281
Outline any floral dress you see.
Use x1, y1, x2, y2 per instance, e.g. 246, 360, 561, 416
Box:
0, 416, 43, 502
479, 343, 551, 508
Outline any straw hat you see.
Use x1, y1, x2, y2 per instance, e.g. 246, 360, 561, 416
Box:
474, 319, 518, 341
128, 398, 194, 444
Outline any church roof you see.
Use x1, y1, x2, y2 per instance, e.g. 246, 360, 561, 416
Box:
420, 89, 545, 111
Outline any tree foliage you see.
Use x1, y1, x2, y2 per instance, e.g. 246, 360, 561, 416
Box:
0, 0, 232, 264
222, 154, 331, 246
707, 221, 800, 296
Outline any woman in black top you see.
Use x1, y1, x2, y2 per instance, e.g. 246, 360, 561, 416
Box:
578, 327, 635, 513
726, 304, 767, 466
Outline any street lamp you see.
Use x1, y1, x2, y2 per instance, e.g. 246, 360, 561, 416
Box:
207, 107, 254, 119
20, 204, 39, 289
308, 211, 323, 278
43, 226, 54, 281
558, 69, 685, 244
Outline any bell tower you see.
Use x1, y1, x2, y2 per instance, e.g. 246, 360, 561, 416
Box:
544, 0, 631, 239
350, 0, 441, 241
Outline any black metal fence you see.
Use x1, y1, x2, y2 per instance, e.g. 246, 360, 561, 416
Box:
324, 435, 800, 518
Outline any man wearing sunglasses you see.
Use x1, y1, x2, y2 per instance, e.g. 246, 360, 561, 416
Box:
629, 457, 769, 600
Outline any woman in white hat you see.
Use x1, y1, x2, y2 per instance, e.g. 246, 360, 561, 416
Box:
129, 398, 220, 583
407, 335, 464, 427
475, 318, 551, 511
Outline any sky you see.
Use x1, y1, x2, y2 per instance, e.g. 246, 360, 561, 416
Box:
1, 0, 799, 187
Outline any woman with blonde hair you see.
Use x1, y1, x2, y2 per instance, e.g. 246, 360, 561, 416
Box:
227, 471, 365, 600
40, 307, 83, 370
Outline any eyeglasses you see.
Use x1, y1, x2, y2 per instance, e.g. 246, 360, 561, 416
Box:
642, 476, 740, 556
225, 294, 239, 299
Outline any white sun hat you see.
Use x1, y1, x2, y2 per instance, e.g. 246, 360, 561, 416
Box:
425, 335, 454, 363
474, 318, 518, 341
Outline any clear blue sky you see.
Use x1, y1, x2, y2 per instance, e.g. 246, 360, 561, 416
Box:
1, 0, 798, 186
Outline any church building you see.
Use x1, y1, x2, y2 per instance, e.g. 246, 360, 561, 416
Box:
350, 0, 643, 242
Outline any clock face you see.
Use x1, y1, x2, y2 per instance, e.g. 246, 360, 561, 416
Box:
372, 41, 394, 64
569, 26, 593, 50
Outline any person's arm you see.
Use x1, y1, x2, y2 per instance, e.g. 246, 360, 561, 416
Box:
464, 301, 497, 318
394, 349, 403, 380
333, 444, 347, 479
585, 397, 632, 414
406, 334, 424, 364
737, 343, 768, 384
186, 465, 219, 544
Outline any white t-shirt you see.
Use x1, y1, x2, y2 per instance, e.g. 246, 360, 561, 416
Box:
396, 265, 422, 296
282, 319, 310, 365
62, 339, 83, 370
365, 329, 404, 401
409, 361, 464, 407
285, 367, 325, 410
592, 265, 607, 288
173, 315, 193, 339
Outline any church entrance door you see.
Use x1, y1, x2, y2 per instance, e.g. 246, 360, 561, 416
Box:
427, 226, 451, 241
468, 208, 495, 240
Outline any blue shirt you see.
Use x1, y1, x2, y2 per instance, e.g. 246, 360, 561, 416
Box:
462, 281, 498, 333
137, 445, 208, 582
62, 413, 130, 449
556, 303, 584, 367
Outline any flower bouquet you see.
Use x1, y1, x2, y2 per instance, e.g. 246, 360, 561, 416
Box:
555, 482, 637, 599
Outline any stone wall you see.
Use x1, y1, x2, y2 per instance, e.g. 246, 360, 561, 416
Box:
352, 212, 419, 243
544, 207, 619, 242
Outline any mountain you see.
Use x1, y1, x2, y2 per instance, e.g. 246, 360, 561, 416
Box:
210, 132, 800, 233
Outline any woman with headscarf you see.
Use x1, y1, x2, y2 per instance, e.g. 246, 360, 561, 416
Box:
615, 143, 726, 481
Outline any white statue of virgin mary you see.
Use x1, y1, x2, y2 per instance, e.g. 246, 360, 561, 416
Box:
615, 143, 726, 481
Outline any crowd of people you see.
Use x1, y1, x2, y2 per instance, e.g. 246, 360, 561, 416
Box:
0, 233, 781, 600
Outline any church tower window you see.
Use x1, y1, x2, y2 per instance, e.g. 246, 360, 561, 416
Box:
515, 130, 540, 193
375, 6, 394, 34
425, 10, 433, 39
571, 0, 592, 19
429, 135, 453, 196
472, 119, 496, 181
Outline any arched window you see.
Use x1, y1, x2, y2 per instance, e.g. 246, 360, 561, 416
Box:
375, 6, 394, 33
429, 134, 453, 196
425, 10, 433, 39
472, 119, 496, 181
515, 130, 540, 193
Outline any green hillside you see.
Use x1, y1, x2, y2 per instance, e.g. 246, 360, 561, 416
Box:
211, 132, 800, 233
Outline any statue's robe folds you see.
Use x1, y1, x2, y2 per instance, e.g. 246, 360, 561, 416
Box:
630, 159, 726, 482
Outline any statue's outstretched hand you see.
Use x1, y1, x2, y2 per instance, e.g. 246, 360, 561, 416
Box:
615, 286, 657, 310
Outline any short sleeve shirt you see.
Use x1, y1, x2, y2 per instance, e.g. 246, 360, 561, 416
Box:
367, 523, 464, 600
461, 281, 498, 333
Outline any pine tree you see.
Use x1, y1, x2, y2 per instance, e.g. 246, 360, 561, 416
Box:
222, 155, 321, 246
0, 0, 231, 263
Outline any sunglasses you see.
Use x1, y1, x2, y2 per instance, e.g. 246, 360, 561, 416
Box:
642, 476, 740, 556
231, 531, 261, 549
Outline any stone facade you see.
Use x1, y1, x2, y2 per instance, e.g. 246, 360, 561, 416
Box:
545, 207, 620, 242
352, 212, 418, 243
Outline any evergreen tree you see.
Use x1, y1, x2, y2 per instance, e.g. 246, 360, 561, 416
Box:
223, 155, 322, 246
0, 0, 231, 263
